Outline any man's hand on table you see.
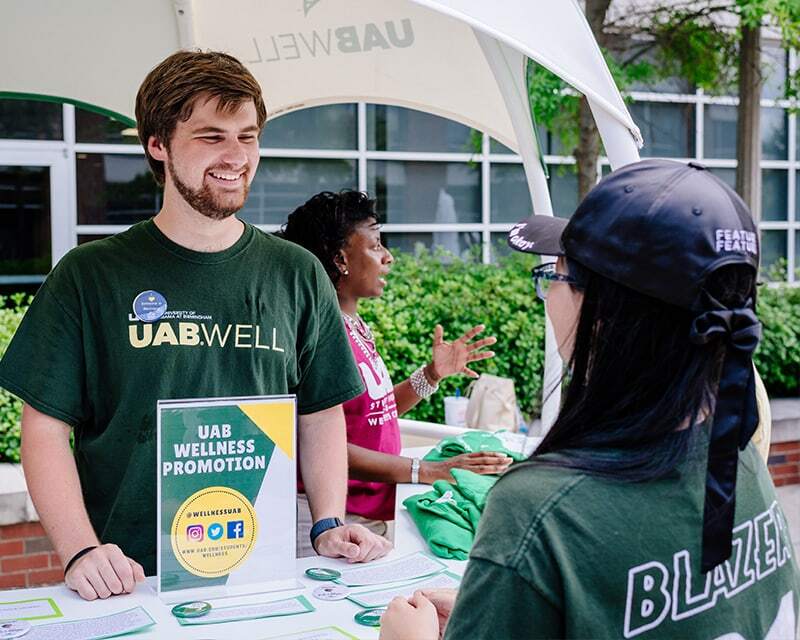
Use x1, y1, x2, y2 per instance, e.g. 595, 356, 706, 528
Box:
314, 523, 392, 563
64, 544, 145, 600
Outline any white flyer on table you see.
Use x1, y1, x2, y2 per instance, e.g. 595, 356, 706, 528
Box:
336, 552, 447, 587
347, 571, 461, 608
24, 607, 154, 640
0, 598, 61, 621
261, 626, 359, 640
178, 595, 314, 625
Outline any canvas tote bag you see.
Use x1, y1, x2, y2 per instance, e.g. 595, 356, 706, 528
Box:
464, 374, 521, 432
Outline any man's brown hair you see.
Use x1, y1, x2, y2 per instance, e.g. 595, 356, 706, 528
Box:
135, 50, 267, 185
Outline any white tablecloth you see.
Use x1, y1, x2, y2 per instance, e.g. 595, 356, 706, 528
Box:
0, 449, 465, 639
0, 438, 540, 639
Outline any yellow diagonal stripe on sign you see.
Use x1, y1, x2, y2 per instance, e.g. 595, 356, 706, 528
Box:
238, 402, 295, 460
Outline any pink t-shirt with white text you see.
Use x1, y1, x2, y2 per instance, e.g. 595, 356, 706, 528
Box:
343, 323, 401, 522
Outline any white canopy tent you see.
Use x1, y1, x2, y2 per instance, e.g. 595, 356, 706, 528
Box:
1, 0, 642, 429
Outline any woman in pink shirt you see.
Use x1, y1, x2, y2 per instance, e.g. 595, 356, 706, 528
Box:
281, 190, 511, 553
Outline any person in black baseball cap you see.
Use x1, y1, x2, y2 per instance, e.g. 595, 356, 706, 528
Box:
509, 158, 762, 570
379, 159, 799, 640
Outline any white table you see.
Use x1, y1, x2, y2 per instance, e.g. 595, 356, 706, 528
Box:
0, 437, 540, 639
0, 551, 460, 639
0, 449, 465, 640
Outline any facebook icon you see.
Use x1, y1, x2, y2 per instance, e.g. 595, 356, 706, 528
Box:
227, 520, 244, 539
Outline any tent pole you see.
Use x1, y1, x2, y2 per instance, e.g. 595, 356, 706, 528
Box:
173, 0, 197, 49
474, 31, 562, 434
589, 100, 641, 171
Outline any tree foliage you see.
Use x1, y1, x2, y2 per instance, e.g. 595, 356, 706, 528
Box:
528, 0, 800, 175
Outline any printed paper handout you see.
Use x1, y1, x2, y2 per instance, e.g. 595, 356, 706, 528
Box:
177, 595, 314, 626
23, 607, 154, 640
335, 552, 447, 587
347, 571, 461, 608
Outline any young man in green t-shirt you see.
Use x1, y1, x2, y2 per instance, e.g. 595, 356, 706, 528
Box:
0, 51, 390, 602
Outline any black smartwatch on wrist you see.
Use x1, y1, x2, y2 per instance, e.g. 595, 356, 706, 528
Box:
310, 517, 343, 551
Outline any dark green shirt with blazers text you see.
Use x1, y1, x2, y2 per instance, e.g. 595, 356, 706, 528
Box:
0, 220, 364, 575
445, 440, 800, 639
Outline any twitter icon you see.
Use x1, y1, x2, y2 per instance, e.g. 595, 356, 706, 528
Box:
208, 522, 224, 541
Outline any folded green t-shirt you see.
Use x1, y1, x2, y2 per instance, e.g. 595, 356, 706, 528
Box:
423, 430, 527, 463
403, 469, 499, 559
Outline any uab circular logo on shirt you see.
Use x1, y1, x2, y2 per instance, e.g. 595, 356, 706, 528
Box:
132, 290, 167, 323
171, 486, 258, 578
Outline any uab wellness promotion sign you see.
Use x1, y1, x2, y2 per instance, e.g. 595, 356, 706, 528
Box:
157, 396, 296, 600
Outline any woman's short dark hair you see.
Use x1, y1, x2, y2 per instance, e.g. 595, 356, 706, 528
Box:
278, 190, 378, 286
533, 262, 757, 481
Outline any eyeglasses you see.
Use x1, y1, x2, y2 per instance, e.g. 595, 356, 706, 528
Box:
531, 263, 578, 301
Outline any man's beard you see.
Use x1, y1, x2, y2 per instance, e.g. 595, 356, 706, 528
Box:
167, 159, 249, 220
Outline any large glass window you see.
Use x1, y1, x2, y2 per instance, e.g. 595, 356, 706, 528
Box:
761, 45, 787, 100
0, 99, 62, 140
796, 171, 800, 219
241, 158, 356, 225
368, 105, 473, 153
761, 108, 788, 161
1, 74, 798, 282
703, 106, 788, 161
76, 154, 160, 225
491, 124, 563, 157
367, 161, 480, 224
630, 102, 695, 158
491, 163, 577, 223
709, 167, 736, 190
0, 165, 51, 276
761, 230, 787, 277
704, 105, 737, 160
762, 169, 788, 222
76, 108, 138, 145
261, 104, 357, 150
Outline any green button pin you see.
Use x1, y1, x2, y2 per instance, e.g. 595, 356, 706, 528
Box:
305, 567, 341, 581
354, 608, 387, 627
171, 601, 212, 619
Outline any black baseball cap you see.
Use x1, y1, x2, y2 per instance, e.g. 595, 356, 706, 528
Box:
510, 159, 762, 572
507, 159, 758, 312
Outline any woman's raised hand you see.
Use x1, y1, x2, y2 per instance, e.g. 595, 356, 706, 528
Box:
427, 324, 496, 382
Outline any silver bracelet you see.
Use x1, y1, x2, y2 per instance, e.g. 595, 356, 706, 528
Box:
411, 458, 421, 484
410, 365, 439, 399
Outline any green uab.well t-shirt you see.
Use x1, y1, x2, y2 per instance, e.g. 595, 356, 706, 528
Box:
0, 219, 363, 574
445, 441, 800, 639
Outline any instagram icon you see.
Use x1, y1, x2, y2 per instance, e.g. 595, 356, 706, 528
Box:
186, 524, 204, 542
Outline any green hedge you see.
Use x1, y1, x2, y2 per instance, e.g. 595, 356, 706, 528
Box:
359, 249, 545, 424
753, 283, 800, 397
0, 254, 798, 462
0, 294, 32, 463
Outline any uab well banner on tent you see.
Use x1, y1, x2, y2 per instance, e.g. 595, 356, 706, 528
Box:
157, 395, 297, 600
